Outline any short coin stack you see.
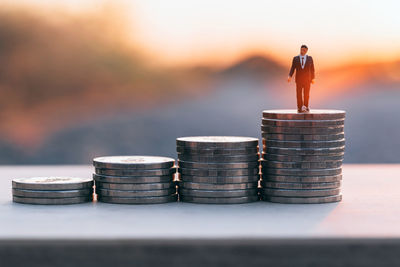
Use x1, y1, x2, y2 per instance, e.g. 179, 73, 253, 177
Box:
177, 136, 260, 204
93, 156, 177, 204
12, 177, 93, 205
260, 110, 345, 204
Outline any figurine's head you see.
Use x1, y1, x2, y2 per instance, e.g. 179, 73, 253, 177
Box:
300, 45, 308, 56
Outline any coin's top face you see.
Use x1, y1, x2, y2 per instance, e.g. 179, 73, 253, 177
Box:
93, 156, 175, 165
262, 109, 346, 115
177, 136, 258, 143
12, 177, 92, 184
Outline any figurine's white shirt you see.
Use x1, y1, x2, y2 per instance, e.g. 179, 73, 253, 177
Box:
299, 54, 307, 69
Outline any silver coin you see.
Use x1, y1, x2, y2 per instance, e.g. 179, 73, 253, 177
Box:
261, 188, 340, 197
95, 168, 176, 177
265, 167, 342, 176
96, 187, 176, 197
180, 195, 259, 204
12, 177, 93, 191
263, 153, 344, 162
261, 160, 343, 169
263, 133, 345, 141
261, 181, 341, 189
262, 194, 342, 204
93, 174, 174, 184
177, 154, 259, 163
265, 139, 345, 149
262, 119, 345, 127
265, 146, 346, 155
261, 125, 344, 135
260, 152, 345, 161
179, 174, 259, 184
262, 109, 346, 120
179, 188, 258, 198
178, 167, 259, 177
262, 174, 342, 183
95, 181, 174, 190
98, 194, 178, 204
12, 188, 92, 198
93, 156, 175, 170
176, 136, 258, 149
13, 196, 92, 205
176, 146, 259, 155
178, 181, 258, 190
178, 160, 259, 170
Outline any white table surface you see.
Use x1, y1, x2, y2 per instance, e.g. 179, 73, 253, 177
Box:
1, 164, 399, 239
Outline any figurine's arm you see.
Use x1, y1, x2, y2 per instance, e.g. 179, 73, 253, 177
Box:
310, 56, 315, 83
288, 57, 296, 82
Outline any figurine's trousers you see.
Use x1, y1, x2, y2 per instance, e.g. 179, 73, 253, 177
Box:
296, 82, 311, 109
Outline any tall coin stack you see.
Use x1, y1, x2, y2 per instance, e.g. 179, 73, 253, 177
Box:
260, 110, 345, 204
12, 177, 93, 205
177, 136, 260, 204
93, 156, 177, 204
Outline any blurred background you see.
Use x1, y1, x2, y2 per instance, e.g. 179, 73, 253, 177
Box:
0, 0, 399, 164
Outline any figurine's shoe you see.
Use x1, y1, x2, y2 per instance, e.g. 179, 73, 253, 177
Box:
297, 108, 302, 113
305, 106, 310, 112
301, 105, 307, 112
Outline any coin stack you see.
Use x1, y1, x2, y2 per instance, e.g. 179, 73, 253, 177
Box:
12, 177, 93, 205
176, 136, 260, 204
260, 110, 345, 204
93, 156, 177, 204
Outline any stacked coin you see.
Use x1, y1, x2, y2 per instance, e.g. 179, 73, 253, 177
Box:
260, 110, 345, 204
12, 177, 93, 205
176, 136, 260, 204
93, 156, 177, 204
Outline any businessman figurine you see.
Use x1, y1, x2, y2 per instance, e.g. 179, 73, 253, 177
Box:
288, 45, 315, 113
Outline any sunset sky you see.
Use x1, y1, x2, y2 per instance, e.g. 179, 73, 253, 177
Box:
6, 0, 400, 68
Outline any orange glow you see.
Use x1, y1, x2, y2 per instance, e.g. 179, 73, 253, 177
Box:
4, 0, 400, 69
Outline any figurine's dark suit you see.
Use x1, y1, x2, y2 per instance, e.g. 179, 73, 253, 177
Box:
289, 55, 315, 109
